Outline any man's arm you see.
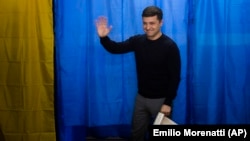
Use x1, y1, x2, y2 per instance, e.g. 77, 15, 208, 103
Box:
161, 42, 181, 116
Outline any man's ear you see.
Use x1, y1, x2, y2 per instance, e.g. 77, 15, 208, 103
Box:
160, 19, 163, 26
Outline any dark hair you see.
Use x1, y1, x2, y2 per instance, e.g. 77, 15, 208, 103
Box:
142, 6, 163, 21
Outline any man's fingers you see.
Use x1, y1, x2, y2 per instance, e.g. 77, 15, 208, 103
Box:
97, 16, 107, 25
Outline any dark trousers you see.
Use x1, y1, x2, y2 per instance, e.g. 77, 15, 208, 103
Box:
131, 94, 165, 141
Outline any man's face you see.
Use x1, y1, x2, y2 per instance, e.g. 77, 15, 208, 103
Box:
142, 15, 163, 40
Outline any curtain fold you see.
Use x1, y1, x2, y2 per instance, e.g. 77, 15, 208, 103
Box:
0, 0, 55, 141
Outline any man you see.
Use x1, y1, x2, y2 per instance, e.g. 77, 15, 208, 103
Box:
95, 6, 181, 141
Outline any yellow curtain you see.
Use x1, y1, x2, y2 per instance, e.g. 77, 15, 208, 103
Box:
0, 0, 55, 141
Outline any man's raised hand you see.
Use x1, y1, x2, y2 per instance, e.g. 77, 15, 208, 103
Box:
95, 16, 112, 37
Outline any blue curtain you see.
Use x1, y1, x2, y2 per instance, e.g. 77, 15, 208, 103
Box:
54, 0, 250, 141
188, 0, 250, 124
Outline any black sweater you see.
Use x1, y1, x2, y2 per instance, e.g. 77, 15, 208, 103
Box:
100, 34, 181, 106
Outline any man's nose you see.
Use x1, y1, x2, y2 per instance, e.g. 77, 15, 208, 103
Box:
145, 25, 150, 30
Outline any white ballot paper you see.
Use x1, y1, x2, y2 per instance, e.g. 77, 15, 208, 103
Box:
153, 112, 177, 125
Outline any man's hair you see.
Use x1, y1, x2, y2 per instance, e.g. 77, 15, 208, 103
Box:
142, 6, 163, 21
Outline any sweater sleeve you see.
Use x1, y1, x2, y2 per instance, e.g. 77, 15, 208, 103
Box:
100, 36, 134, 54
164, 42, 181, 106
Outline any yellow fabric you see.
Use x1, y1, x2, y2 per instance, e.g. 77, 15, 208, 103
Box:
0, 0, 55, 141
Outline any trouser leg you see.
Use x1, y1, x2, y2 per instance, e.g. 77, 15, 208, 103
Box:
131, 94, 165, 141
146, 96, 165, 119
145, 96, 165, 140
131, 94, 150, 141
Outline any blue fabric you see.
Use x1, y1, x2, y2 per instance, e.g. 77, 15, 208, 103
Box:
188, 0, 250, 124
54, 0, 250, 140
